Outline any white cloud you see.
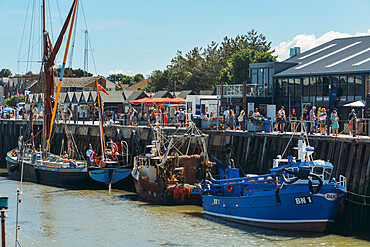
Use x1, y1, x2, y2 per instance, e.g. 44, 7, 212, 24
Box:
273, 30, 370, 61
107, 69, 132, 75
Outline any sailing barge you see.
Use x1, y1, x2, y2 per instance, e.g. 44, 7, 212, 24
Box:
6, 0, 130, 189
132, 123, 212, 205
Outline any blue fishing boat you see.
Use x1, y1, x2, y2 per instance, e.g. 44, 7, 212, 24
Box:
201, 134, 347, 232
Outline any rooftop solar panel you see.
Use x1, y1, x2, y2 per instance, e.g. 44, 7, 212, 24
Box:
298, 44, 337, 60
295, 41, 362, 70
326, 47, 370, 68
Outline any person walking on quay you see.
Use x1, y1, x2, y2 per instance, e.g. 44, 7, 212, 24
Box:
278, 106, 286, 133
223, 108, 229, 129
179, 108, 185, 127
289, 108, 297, 132
309, 106, 317, 134
67, 107, 72, 124
56, 109, 60, 123
238, 110, 245, 130
331, 109, 339, 136
348, 109, 357, 136
174, 108, 180, 127
319, 108, 327, 135
254, 108, 261, 116
229, 109, 235, 130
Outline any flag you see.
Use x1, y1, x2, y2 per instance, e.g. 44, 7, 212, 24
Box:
16, 90, 19, 103
97, 83, 109, 95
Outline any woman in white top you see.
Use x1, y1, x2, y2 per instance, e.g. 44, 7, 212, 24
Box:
319, 108, 327, 135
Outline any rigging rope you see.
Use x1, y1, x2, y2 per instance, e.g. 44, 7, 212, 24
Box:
80, 0, 98, 74
17, 0, 32, 73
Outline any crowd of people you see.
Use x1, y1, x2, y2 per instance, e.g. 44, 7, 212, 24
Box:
272, 105, 361, 137
0, 103, 365, 137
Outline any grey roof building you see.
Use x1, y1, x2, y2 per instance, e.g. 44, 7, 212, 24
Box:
153, 91, 173, 98
275, 36, 370, 77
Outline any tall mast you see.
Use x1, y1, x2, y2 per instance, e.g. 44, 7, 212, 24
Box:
41, 0, 78, 151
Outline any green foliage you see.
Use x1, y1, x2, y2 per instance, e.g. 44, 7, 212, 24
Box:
5, 95, 25, 107
0, 69, 12, 77
121, 76, 133, 85
148, 29, 276, 92
108, 73, 125, 82
109, 73, 145, 87
221, 49, 276, 84
54, 68, 92, 77
133, 74, 145, 83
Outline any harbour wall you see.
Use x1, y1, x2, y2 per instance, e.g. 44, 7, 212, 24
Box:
0, 119, 369, 232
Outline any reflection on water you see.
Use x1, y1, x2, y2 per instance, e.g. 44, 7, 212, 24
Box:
0, 174, 369, 247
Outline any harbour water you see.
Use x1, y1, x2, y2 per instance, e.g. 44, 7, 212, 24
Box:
0, 172, 369, 247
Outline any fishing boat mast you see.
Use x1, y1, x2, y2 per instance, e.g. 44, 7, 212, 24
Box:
41, 0, 78, 153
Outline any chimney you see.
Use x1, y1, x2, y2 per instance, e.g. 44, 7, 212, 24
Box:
289, 47, 301, 58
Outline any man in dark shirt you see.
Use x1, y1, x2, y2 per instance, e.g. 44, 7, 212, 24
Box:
348, 109, 357, 136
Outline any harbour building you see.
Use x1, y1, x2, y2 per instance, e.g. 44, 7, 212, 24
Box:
218, 35, 370, 132
273, 35, 370, 119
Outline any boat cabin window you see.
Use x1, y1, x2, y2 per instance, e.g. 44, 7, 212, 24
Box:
313, 167, 323, 175
324, 168, 332, 180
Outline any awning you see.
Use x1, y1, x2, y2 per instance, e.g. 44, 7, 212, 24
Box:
130, 97, 186, 106
2, 108, 15, 112
343, 100, 365, 107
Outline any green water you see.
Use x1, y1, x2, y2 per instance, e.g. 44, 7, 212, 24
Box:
0, 174, 369, 247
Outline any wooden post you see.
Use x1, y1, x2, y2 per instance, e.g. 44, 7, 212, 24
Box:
1, 211, 5, 247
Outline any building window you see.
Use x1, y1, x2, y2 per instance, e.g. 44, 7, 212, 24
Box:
339, 76, 347, 101
251, 70, 257, 84
348, 76, 355, 101
322, 77, 330, 101
316, 77, 323, 102
258, 69, 264, 85
355, 76, 362, 100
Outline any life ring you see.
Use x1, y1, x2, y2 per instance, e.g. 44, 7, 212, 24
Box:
112, 152, 117, 160
111, 143, 118, 153
227, 184, 234, 193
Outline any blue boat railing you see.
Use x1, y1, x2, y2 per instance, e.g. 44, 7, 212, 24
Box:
208, 174, 274, 184
209, 177, 275, 188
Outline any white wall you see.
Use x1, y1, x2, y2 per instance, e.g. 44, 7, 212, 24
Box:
186, 95, 218, 117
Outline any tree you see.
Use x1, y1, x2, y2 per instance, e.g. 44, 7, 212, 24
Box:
133, 74, 145, 83
108, 73, 125, 82
54, 67, 92, 77
121, 76, 133, 85
0, 69, 12, 77
149, 29, 276, 91
221, 48, 276, 84
5, 95, 25, 107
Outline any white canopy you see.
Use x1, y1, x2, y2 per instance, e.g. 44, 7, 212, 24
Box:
343, 100, 365, 107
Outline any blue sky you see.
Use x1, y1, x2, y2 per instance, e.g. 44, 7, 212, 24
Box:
1, 0, 370, 77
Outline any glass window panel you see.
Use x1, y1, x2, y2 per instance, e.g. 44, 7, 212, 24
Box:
258, 69, 263, 85
251, 70, 257, 84
309, 77, 316, 104
303, 78, 309, 96
295, 79, 301, 104
264, 69, 269, 84
323, 77, 330, 97
355, 76, 362, 100
348, 76, 355, 101
269, 68, 273, 91
339, 76, 347, 101
316, 77, 323, 101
